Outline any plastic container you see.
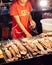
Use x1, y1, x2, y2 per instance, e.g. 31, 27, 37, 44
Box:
40, 18, 52, 32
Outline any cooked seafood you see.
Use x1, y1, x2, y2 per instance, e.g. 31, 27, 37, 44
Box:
39, 32, 52, 37
9, 47, 16, 57
0, 49, 4, 59
5, 43, 11, 48
26, 40, 38, 52
38, 38, 52, 49
47, 37, 52, 43
4, 48, 12, 59
13, 40, 27, 55
21, 38, 30, 42
9, 41, 19, 54
22, 42, 34, 53
33, 40, 48, 54
1, 32, 52, 63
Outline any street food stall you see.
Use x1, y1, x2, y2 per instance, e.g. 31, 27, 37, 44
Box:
0, 0, 52, 65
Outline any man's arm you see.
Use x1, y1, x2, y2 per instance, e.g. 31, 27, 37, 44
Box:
14, 15, 32, 38
29, 14, 36, 28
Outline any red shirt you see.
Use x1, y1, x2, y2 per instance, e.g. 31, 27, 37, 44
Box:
10, 1, 33, 38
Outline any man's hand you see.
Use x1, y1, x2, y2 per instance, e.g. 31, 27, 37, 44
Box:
30, 20, 36, 28
26, 33, 32, 38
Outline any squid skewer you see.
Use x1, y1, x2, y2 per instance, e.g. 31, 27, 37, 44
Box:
9, 41, 19, 54
4, 48, 12, 59
33, 40, 48, 54
9, 47, 16, 57
13, 40, 27, 55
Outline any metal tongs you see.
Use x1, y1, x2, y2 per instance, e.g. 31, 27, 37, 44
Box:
30, 26, 39, 35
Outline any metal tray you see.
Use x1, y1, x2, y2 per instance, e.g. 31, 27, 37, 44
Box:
0, 38, 52, 65
0, 53, 52, 65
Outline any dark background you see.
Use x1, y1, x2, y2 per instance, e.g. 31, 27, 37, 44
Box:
0, 0, 52, 40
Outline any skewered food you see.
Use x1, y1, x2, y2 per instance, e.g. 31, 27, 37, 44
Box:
9, 47, 16, 57
13, 40, 27, 55
1, 32, 52, 63
38, 38, 52, 49
32, 40, 48, 54
0, 49, 4, 59
26, 40, 38, 52
22, 42, 34, 53
9, 41, 19, 55
39, 32, 52, 37
4, 48, 12, 59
